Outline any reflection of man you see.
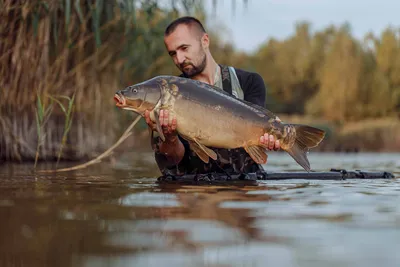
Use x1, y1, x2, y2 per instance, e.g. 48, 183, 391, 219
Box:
144, 16, 280, 176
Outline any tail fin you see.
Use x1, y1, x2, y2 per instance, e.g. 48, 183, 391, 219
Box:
285, 124, 326, 172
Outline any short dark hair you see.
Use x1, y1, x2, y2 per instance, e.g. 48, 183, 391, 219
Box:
164, 16, 206, 36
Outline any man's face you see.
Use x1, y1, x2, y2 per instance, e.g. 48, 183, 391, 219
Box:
164, 24, 207, 77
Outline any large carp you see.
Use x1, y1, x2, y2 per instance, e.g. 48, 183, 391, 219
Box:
114, 75, 325, 172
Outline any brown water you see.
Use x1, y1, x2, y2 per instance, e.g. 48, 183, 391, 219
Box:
0, 152, 399, 267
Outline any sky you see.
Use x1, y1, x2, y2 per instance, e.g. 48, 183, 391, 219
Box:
202, 0, 400, 53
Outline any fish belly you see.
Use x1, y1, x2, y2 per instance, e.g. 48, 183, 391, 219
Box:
172, 98, 264, 148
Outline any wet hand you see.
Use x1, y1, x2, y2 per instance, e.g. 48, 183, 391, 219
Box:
144, 109, 178, 142
260, 116, 281, 151
260, 134, 280, 151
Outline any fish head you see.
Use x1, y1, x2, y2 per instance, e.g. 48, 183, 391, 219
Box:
114, 77, 162, 115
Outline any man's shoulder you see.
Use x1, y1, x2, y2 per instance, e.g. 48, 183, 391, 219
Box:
231, 67, 265, 91
232, 67, 257, 76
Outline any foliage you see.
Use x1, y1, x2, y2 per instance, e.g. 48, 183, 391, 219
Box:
252, 22, 400, 123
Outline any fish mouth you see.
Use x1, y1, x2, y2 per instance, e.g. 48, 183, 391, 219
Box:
114, 93, 125, 107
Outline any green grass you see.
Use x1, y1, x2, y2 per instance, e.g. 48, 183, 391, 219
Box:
34, 93, 54, 169
49, 92, 76, 168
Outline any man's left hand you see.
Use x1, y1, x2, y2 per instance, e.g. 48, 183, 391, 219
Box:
259, 116, 281, 151
260, 134, 280, 151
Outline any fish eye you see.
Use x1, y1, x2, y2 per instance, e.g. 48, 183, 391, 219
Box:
132, 88, 138, 93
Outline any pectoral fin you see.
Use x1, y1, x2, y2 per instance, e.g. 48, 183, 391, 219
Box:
151, 109, 165, 141
188, 138, 217, 164
244, 145, 268, 164
189, 141, 210, 163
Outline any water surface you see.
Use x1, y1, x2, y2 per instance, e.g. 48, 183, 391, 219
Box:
0, 152, 399, 267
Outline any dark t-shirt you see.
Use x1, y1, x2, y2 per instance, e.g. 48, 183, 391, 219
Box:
152, 67, 267, 176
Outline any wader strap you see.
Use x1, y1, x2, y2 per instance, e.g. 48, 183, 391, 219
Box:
219, 64, 232, 95
179, 64, 234, 95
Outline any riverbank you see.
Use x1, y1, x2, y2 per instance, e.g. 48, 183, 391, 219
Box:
277, 115, 400, 152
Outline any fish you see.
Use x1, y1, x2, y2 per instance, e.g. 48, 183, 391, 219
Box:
113, 75, 326, 172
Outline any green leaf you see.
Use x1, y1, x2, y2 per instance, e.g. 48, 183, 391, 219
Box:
41, 1, 49, 12
48, 95, 67, 115
35, 111, 41, 137
90, 0, 103, 47
52, 12, 58, 46
67, 92, 76, 112
65, 0, 71, 32
33, 13, 39, 37
36, 94, 44, 122
74, 0, 84, 24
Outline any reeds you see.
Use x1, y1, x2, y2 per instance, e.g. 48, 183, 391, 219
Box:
33, 91, 78, 169
48, 92, 76, 168
1, 0, 205, 162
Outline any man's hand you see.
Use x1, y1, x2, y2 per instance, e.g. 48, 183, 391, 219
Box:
259, 116, 281, 151
260, 134, 280, 151
144, 109, 185, 165
144, 109, 178, 143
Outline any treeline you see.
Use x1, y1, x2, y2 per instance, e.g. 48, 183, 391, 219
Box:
214, 22, 400, 123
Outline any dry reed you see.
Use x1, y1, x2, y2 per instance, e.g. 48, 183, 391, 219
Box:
0, 0, 193, 162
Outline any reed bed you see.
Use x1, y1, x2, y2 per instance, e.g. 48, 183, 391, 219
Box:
0, 0, 203, 163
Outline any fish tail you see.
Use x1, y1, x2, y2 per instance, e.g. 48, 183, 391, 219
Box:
285, 124, 326, 172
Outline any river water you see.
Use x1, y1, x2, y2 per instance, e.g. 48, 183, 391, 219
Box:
0, 152, 399, 267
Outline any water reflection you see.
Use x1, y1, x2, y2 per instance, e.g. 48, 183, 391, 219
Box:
0, 152, 399, 267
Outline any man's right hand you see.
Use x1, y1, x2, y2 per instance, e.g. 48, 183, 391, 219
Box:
144, 109, 178, 143
144, 109, 185, 165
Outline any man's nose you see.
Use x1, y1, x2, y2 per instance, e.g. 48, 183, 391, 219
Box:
176, 52, 186, 64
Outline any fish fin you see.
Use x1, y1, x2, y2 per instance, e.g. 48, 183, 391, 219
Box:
152, 109, 165, 142
293, 124, 326, 148
188, 138, 218, 163
285, 124, 326, 172
188, 141, 210, 163
244, 145, 268, 164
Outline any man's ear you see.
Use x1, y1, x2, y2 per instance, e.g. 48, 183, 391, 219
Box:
201, 33, 209, 49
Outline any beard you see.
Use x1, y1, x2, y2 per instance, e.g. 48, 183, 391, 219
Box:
179, 53, 207, 78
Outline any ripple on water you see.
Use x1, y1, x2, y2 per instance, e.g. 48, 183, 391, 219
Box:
111, 219, 246, 244
75, 242, 295, 267
252, 219, 400, 267
118, 192, 181, 207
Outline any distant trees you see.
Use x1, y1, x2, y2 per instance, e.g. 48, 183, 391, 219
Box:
249, 22, 400, 123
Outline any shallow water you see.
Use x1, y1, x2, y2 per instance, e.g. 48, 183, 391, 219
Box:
0, 152, 399, 267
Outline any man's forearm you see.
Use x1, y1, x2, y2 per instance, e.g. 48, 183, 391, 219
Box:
159, 137, 185, 165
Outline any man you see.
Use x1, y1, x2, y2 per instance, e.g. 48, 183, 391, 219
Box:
144, 16, 280, 177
